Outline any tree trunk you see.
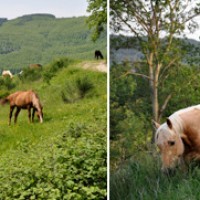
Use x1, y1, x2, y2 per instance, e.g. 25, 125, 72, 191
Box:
148, 55, 160, 142
149, 76, 159, 142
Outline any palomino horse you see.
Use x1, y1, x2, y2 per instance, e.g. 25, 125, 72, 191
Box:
154, 105, 200, 173
0, 90, 43, 125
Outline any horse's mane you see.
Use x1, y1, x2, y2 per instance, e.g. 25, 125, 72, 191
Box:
171, 105, 200, 131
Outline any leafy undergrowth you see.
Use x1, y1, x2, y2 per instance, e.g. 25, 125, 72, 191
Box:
0, 123, 106, 199
110, 151, 200, 200
0, 59, 107, 199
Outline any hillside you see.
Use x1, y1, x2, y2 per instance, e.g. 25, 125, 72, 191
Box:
0, 59, 107, 199
110, 34, 200, 65
0, 14, 106, 71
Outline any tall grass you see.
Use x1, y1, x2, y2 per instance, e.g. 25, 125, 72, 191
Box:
110, 150, 200, 200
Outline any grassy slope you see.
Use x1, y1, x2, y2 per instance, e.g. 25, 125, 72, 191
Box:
0, 60, 106, 152
0, 15, 106, 70
0, 60, 107, 198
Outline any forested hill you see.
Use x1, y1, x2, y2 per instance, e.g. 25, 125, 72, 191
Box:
0, 14, 106, 70
110, 34, 200, 65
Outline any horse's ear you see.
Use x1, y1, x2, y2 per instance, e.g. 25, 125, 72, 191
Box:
166, 118, 173, 129
152, 119, 160, 129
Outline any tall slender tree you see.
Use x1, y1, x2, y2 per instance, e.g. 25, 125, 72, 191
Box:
110, 0, 200, 139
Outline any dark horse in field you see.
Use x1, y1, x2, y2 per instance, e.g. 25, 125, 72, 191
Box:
0, 90, 43, 125
94, 50, 104, 60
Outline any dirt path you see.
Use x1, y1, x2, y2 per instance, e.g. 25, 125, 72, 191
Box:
82, 61, 107, 73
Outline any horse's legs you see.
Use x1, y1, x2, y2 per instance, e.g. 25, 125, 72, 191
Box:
9, 106, 15, 125
28, 107, 31, 123
14, 107, 21, 124
31, 108, 35, 123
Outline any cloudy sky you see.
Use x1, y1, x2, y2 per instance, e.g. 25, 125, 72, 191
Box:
0, 0, 88, 19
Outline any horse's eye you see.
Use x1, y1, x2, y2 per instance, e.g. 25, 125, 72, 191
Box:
168, 141, 175, 146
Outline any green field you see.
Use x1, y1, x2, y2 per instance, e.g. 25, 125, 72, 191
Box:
0, 59, 107, 199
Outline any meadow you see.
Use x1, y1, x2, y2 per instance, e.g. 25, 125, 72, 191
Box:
0, 58, 107, 199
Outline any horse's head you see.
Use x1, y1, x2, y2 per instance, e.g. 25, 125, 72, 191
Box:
35, 105, 43, 123
154, 118, 184, 173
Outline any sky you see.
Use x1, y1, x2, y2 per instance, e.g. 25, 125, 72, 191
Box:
0, 1, 199, 41
0, 0, 89, 19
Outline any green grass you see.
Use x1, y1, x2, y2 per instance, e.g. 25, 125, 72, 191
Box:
0, 61, 106, 152
110, 150, 200, 200
0, 60, 107, 199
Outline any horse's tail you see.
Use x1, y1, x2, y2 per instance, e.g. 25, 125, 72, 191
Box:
0, 98, 9, 105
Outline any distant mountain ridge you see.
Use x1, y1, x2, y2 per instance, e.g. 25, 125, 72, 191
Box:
0, 14, 106, 70
110, 34, 200, 65
19, 13, 56, 19
0, 18, 7, 25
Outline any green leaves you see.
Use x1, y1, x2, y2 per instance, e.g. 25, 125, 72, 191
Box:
0, 122, 107, 199
86, 0, 107, 41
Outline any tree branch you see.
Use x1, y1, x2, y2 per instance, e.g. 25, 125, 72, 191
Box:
158, 94, 172, 122
159, 57, 179, 82
120, 71, 152, 80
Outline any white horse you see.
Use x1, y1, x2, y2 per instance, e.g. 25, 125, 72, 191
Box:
2, 70, 13, 78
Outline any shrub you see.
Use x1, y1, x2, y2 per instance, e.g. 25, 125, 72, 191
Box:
42, 70, 55, 85
76, 76, 94, 98
62, 76, 94, 103
0, 123, 107, 199
0, 89, 9, 98
43, 58, 74, 85
0, 76, 16, 90
20, 68, 42, 82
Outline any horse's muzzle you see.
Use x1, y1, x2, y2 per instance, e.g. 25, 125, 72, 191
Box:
39, 116, 43, 123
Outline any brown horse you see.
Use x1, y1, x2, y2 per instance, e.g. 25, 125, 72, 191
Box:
29, 63, 42, 69
0, 90, 43, 125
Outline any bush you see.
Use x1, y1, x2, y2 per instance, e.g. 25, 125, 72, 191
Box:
0, 76, 16, 90
20, 68, 42, 82
0, 89, 9, 98
62, 76, 94, 103
43, 58, 74, 85
0, 123, 107, 199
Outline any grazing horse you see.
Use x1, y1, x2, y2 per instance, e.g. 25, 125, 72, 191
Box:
0, 90, 43, 125
2, 70, 13, 78
94, 50, 104, 60
29, 63, 42, 69
154, 105, 200, 173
